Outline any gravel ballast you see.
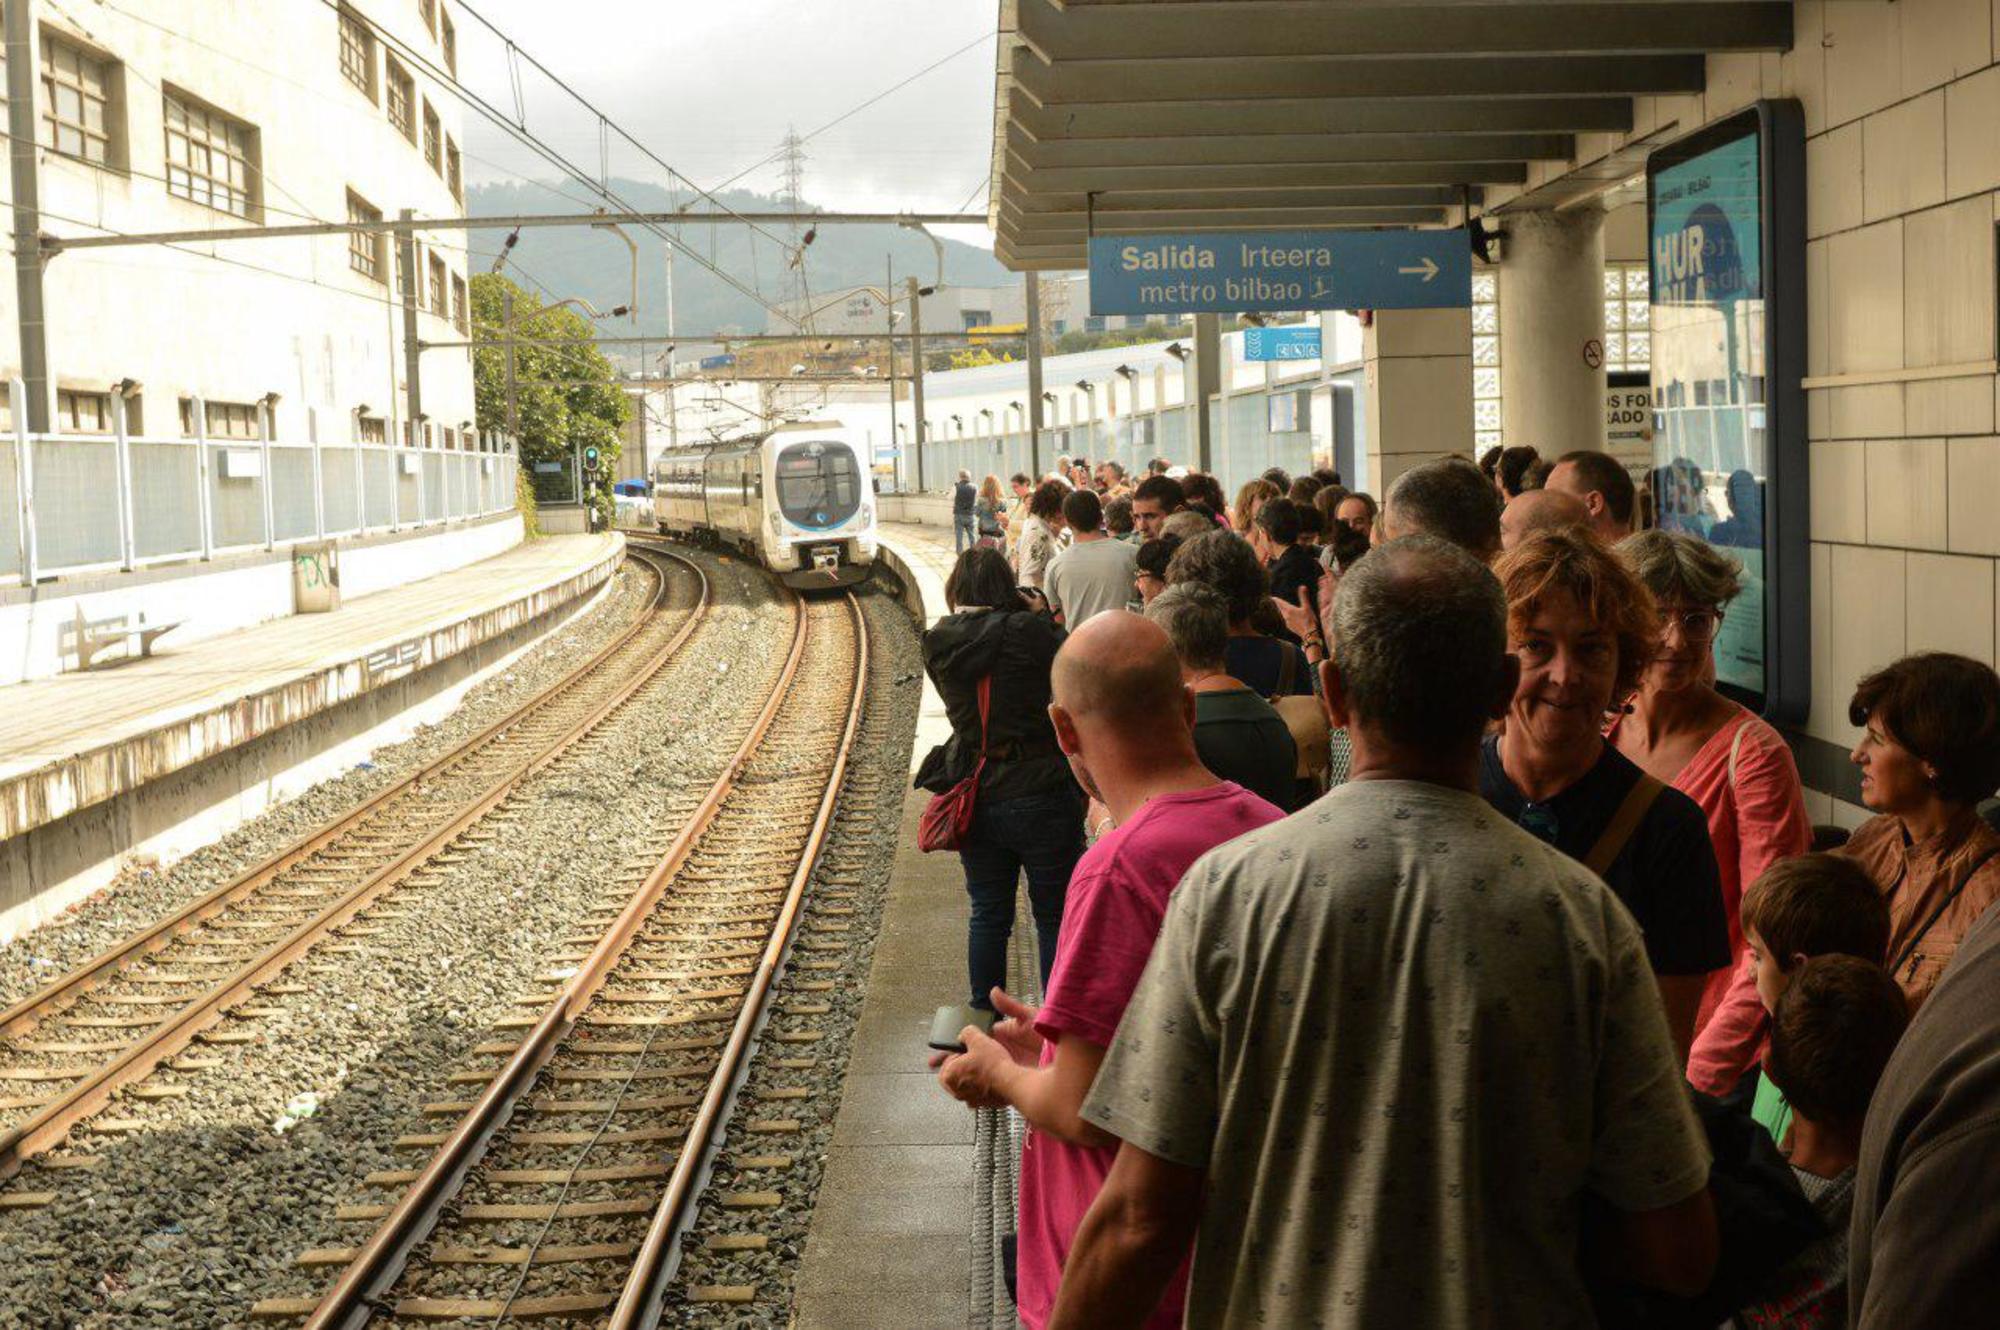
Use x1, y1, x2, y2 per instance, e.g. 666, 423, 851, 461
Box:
0, 547, 805, 1329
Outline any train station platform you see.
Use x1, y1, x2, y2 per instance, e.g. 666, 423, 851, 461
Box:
793, 524, 1027, 1330
0, 531, 624, 936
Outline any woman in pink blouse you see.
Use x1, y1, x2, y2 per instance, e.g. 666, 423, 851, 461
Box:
1610, 530, 1811, 1093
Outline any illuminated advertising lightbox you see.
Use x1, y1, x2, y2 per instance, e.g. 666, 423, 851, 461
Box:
1646, 102, 1807, 721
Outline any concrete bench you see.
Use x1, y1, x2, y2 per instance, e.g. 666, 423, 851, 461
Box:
60, 607, 180, 672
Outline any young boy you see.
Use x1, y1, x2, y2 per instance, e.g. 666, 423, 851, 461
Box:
1738, 853, 1891, 1144
1735, 956, 1910, 1328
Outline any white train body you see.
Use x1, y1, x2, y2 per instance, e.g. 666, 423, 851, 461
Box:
652, 426, 878, 589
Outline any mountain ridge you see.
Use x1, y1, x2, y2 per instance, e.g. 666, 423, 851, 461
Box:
466, 179, 1010, 351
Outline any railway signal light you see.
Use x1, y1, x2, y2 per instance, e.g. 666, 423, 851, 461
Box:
582, 445, 602, 475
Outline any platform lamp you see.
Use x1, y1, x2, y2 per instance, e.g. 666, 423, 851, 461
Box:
1074, 380, 1097, 461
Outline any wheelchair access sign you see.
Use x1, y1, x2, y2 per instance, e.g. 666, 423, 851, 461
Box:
1089, 229, 1470, 316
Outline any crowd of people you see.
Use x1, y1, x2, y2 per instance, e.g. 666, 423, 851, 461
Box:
914, 447, 2000, 1329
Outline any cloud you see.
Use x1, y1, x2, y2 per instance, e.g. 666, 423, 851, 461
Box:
455, 0, 995, 217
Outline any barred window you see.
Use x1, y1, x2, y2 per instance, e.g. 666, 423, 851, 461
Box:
395, 241, 410, 296
452, 273, 468, 333
427, 252, 446, 315
441, 8, 457, 74
347, 190, 384, 282
1603, 262, 1652, 373
40, 35, 112, 164
1471, 269, 1501, 453
422, 100, 441, 173
164, 90, 257, 218
57, 389, 112, 434
446, 137, 461, 200
385, 54, 414, 141
358, 414, 388, 444
338, 5, 375, 98
180, 398, 259, 440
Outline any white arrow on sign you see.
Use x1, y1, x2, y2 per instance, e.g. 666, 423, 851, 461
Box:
1397, 257, 1440, 282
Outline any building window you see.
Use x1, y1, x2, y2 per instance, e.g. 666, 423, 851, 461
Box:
441, 7, 456, 74
164, 89, 257, 218
180, 398, 260, 439
960, 309, 991, 330
385, 54, 414, 141
445, 137, 461, 200
452, 273, 468, 332
357, 413, 387, 444
422, 100, 441, 173
427, 252, 446, 315
418, 0, 436, 35
1604, 262, 1652, 373
1084, 315, 1105, 333
337, 5, 375, 99
56, 388, 112, 434
395, 241, 411, 297
1472, 268, 1501, 452
40, 34, 113, 165
347, 190, 384, 282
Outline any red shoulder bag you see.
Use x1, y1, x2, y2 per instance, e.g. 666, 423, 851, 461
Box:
918, 675, 991, 853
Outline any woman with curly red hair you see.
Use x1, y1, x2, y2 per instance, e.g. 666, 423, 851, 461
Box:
1478, 528, 1731, 1056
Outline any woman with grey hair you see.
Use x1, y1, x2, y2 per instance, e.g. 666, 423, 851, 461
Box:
1608, 529, 1811, 1092
1146, 583, 1296, 810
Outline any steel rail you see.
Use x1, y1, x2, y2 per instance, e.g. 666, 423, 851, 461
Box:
0, 547, 710, 1176
302, 581, 829, 1330
0, 549, 677, 1045
611, 590, 870, 1329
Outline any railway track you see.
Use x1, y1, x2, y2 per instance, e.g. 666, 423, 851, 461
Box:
254, 585, 868, 1327
0, 545, 707, 1180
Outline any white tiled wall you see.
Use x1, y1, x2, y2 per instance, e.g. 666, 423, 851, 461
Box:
1479, 0, 2000, 783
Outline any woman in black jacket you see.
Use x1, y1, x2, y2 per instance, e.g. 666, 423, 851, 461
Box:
916, 546, 1082, 1010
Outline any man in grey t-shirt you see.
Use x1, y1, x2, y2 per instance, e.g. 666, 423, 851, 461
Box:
1048, 536, 1718, 1330
1044, 488, 1139, 630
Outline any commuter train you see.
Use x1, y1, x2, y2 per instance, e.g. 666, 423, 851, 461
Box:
652, 423, 878, 589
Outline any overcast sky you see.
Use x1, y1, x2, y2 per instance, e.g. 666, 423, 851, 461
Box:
454, 0, 998, 247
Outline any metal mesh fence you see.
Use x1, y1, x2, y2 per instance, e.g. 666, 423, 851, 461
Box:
396, 459, 420, 525
207, 444, 268, 550
0, 443, 19, 580
269, 446, 317, 542
421, 453, 445, 522
363, 448, 395, 527
130, 440, 201, 559
321, 446, 360, 533
32, 437, 121, 572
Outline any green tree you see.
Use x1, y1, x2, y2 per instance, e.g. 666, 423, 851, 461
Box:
471, 274, 630, 519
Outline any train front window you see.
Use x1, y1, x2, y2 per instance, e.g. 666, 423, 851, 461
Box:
775, 443, 860, 528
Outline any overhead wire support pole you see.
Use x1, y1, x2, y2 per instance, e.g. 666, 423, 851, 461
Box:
5, 0, 49, 433
398, 210, 424, 441
1026, 271, 1044, 479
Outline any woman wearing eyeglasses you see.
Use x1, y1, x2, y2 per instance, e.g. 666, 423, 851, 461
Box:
1608, 530, 1812, 1093
1479, 528, 1731, 1059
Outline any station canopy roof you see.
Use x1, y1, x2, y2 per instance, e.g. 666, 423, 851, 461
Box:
988, 0, 1795, 271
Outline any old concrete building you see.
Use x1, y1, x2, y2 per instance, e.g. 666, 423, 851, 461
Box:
0, 0, 475, 447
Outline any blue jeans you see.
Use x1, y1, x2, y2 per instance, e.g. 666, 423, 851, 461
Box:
953, 512, 976, 553
958, 786, 1084, 1008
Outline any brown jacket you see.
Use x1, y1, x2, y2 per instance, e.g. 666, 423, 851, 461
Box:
1842, 810, 2000, 1008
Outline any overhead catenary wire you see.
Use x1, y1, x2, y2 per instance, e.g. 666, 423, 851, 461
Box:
321, 5, 791, 327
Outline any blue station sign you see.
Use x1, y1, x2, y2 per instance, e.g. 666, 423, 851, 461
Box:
1242, 325, 1322, 362
1089, 229, 1471, 316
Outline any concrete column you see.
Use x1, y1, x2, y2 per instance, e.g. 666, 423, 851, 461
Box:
1497, 206, 1607, 455
1361, 308, 1474, 494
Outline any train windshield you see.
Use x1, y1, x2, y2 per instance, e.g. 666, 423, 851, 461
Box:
774, 442, 861, 529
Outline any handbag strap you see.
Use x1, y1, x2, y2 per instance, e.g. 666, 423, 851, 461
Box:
1583, 773, 1667, 877
1888, 843, 2000, 980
